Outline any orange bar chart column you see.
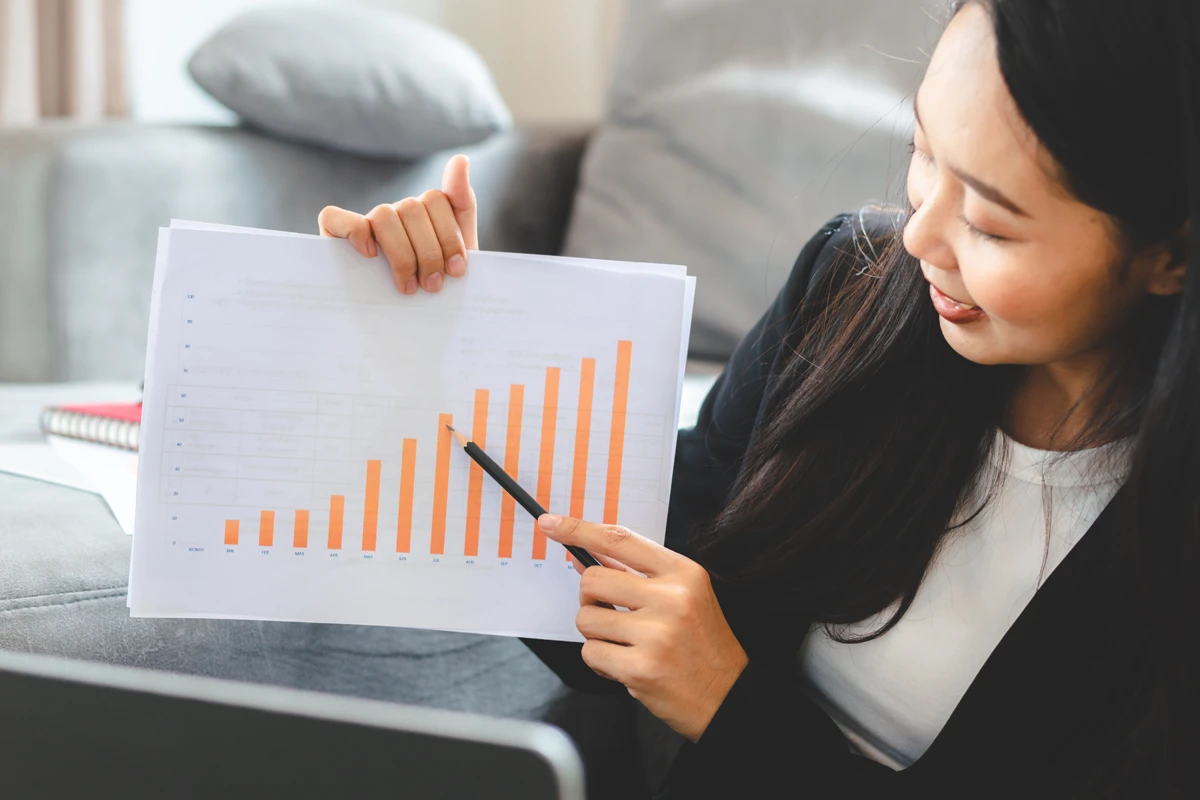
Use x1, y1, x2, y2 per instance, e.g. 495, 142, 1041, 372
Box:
533, 367, 561, 560
259, 510, 275, 547
396, 438, 417, 553
362, 459, 381, 551
604, 341, 633, 524
569, 358, 596, 558
224, 519, 239, 545
498, 384, 524, 559
431, 414, 453, 555
294, 510, 310, 548
464, 390, 489, 557
328, 495, 345, 549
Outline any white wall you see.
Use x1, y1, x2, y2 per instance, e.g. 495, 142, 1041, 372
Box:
125, 0, 626, 124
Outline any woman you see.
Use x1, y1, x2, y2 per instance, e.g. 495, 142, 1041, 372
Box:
318, 0, 1195, 795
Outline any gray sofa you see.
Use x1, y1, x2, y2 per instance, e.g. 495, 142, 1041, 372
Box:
0, 122, 591, 382
0, 2, 940, 795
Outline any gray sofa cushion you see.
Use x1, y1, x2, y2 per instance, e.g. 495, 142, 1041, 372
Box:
0, 122, 590, 382
562, 0, 942, 358
189, 5, 512, 159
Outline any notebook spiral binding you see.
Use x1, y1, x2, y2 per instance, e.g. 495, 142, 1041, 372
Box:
40, 408, 140, 451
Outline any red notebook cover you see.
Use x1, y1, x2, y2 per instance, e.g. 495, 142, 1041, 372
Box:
56, 403, 143, 423
40, 402, 142, 451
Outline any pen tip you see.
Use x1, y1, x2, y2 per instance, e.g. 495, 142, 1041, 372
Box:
445, 424, 455, 432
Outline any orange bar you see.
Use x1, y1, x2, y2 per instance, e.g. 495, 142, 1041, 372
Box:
259, 510, 275, 547
533, 367, 561, 560
498, 384, 524, 559
604, 341, 633, 524
224, 519, 239, 545
328, 495, 344, 549
396, 438, 417, 553
431, 413, 453, 555
294, 510, 310, 548
570, 358, 596, 520
464, 390, 489, 557
362, 459, 381, 551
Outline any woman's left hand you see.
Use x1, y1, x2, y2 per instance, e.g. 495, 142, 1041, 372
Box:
537, 513, 749, 742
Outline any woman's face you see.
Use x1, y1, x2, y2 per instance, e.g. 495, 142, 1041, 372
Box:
903, 3, 1182, 369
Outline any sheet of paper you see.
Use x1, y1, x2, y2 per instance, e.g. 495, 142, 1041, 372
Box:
46, 436, 139, 535
0, 442, 96, 492
131, 225, 694, 641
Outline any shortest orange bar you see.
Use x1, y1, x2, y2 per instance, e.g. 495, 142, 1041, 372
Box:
224, 519, 239, 545
259, 510, 275, 547
294, 510, 310, 548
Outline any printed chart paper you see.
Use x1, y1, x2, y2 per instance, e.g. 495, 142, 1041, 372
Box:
129, 224, 694, 641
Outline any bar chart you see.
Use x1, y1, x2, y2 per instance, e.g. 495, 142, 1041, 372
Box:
131, 227, 693, 640
208, 341, 635, 561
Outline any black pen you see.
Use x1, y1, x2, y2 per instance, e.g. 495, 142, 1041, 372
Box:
446, 425, 602, 569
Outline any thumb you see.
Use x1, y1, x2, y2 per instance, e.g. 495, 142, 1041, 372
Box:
441, 154, 478, 250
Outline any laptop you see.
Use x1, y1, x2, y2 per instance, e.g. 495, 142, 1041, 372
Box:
0, 649, 585, 799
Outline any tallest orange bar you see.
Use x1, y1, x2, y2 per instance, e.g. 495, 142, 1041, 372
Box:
532, 367, 561, 560
464, 389, 489, 557
603, 341, 633, 524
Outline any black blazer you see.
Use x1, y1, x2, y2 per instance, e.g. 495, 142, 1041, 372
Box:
526, 214, 1180, 798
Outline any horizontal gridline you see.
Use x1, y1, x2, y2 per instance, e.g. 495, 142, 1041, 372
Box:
159, 475, 665, 496
162, 499, 662, 516
157, 423, 671, 441
156, 441, 668, 463
161, 400, 674, 424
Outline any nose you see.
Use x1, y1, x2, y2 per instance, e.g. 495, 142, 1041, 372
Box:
903, 192, 958, 273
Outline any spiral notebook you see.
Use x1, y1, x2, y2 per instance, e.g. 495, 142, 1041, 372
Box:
40, 402, 142, 451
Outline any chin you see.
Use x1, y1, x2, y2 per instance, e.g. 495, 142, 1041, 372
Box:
938, 317, 1008, 365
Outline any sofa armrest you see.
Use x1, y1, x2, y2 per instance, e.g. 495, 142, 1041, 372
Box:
0, 122, 592, 382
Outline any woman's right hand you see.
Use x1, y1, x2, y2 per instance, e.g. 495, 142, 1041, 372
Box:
317, 154, 478, 295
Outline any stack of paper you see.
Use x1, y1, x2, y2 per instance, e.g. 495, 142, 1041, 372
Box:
129, 222, 695, 641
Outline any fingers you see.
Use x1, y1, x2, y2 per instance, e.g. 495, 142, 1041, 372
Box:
365, 204, 419, 294
441, 154, 478, 250
394, 197, 446, 293
539, 515, 678, 577
578, 566, 654, 610
575, 604, 636, 645
571, 551, 638, 576
580, 638, 635, 684
419, 189, 468, 278
322, 157, 475, 296
317, 206, 376, 258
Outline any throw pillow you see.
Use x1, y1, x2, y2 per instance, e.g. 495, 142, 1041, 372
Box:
562, 0, 941, 359
188, 5, 512, 159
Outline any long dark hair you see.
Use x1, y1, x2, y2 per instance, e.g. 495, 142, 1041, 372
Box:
695, 0, 1196, 789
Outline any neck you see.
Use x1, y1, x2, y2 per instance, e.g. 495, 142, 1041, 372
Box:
1006, 349, 1121, 451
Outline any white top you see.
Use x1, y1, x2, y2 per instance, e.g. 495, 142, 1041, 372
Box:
796, 430, 1132, 770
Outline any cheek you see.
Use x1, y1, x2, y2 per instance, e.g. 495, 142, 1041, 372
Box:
964, 260, 1042, 323
959, 248, 1125, 360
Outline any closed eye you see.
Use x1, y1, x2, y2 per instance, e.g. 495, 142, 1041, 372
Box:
907, 139, 933, 166
959, 214, 1006, 243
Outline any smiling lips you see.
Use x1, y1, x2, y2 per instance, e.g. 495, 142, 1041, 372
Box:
928, 282, 986, 324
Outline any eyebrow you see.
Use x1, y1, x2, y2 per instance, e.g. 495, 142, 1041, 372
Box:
912, 92, 1031, 218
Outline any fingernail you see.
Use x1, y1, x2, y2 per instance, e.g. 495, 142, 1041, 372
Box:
404, 276, 418, 294
367, 238, 377, 257
447, 254, 466, 277
539, 514, 562, 532
426, 272, 444, 292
